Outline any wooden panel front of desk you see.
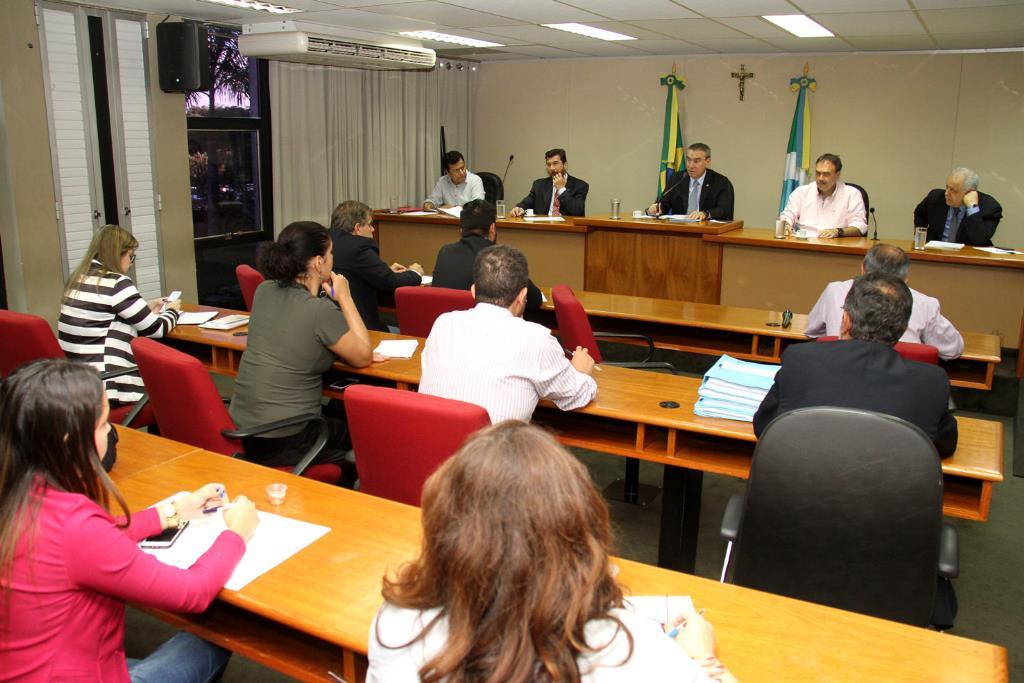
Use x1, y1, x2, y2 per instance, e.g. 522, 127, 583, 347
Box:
709, 229, 1024, 345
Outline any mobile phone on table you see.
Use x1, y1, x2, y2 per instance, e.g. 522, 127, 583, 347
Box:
329, 378, 360, 392
162, 290, 181, 311
140, 520, 189, 549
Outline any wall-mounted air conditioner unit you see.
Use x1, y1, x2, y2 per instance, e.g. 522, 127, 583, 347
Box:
239, 22, 435, 70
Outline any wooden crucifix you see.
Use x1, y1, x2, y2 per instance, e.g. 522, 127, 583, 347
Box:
731, 64, 754, 101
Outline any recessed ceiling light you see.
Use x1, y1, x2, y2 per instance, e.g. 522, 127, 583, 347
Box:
541, 23, 636, 41
400, 31, 503, 48
198, 0, 301, 13
762, 15, 833, 38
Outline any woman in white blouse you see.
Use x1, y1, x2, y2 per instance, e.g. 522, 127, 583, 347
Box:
368, 421, 737, 683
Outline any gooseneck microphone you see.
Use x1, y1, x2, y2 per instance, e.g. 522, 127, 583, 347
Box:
500, 154, 514, 188
653, 171, 690, 214
870, 207, 879, 241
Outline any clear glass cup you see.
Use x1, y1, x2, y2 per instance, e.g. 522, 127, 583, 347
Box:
495, 200, 506, 218
914, 227, 927, 250
610, 198, 621, 219
266, 482, 287, 505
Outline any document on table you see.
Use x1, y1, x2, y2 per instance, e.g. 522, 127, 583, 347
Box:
975, 246, 1023, 255
375, 339, 419, 358
439, 206, 462, 218
176, 311, 219, 325
523, 215, 565, 222
924, 240, 965, 250
623, 595, 695, 623
659, 215, 701, 223
399, 211, 435, 216
420, 275, 433, 286
142, 494, 330, 591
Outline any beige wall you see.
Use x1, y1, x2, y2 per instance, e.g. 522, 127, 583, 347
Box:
0, 0, 195, 322
474, 51, 1024, 246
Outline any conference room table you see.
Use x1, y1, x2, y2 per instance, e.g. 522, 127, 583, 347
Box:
167, 309, 1004, 574
528, 287, 1002, 390
113, 428, 1008, 682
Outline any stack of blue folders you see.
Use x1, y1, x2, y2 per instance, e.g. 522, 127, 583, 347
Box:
694, 355, 781, 422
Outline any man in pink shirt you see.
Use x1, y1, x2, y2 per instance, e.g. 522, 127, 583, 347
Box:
805, 243, 964, 360
780, 153, 867, 239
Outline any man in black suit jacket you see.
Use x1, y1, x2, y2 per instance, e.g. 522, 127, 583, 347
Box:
753, 271, 957, 456
647, 142, 734, 221
330, 200, 423, 332
509, 148, 588, 217
913, 167, 1002, 246
433, 199, 543, 310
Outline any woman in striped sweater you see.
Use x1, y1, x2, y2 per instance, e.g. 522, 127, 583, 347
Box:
58, 225, 181, 405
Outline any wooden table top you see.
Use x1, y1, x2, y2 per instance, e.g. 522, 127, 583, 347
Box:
373, 211, 744, 236
705, 228, 1024, 270
114, 432, 1007, 682
111, 427, 201, 481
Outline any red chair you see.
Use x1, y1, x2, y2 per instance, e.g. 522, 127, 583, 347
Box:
814, 336, 939, 365
395, 286, 475, 338
131, 337, 341, 483
344, 384, 489, 506
550, 285, 675, 372
236, 264, 264, 312
0, 309, 154, 427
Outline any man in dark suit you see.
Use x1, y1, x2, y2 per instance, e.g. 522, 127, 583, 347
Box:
509, 148, 588, 217
330, 200, 423, 331
433, 199, 543, 310
647, 142, 734, 221
913, 167, 1002, 246
753, 271, 957, 456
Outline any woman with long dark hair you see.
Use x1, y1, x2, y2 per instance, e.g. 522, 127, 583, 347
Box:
0, 360, 259, 681
229, 221, 373, 478
369, 422, 736, 682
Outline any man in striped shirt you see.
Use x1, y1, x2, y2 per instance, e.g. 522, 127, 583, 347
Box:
419, 245, 597, 423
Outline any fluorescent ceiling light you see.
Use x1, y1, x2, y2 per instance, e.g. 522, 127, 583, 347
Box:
762, 15, 833, 38
198, 0, 301, 14
400, 31, 503, 48
541, 23, 636, 41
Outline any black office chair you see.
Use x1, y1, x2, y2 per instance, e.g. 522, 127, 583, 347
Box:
719, 406, 959, 628
847, 182, 870, 223
477, 171, 504, 204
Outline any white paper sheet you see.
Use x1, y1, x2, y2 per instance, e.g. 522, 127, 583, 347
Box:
523, 216, 565, 222
623, 595, 695, 624
420, 275, 433, 286
176, 311, 219, 325
974, 246, 1022, 255
141, 495, 331, 591
924, 240, 965, 250
439, 206, 462, 218
374, 339, 419, 358
399, 211, 435, 216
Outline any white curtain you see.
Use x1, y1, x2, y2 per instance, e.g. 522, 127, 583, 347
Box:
271, 61, 476, 232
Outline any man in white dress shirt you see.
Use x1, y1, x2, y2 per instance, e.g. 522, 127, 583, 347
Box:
780, 153, 867, 239
423, 150, 485, 210
805, 243, 964, 360
420, 245, 597, 423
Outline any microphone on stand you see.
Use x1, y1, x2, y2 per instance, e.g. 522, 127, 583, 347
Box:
653, 170, 691, 215
870, 207, 879, 241
500, 154, 514, 189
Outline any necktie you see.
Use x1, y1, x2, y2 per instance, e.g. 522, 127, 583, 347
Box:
944, 207, 960, 241
687, 180, 699, 214
552, 184, 561, 216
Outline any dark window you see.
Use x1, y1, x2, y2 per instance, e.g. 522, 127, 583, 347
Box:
187, 26, 272, 308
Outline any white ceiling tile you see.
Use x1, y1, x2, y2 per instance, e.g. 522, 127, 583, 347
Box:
555, 0, 701, 20
584, 21, 676, 40
677, 0, 801, 18
281, 7, 437, 31
629, 38, 715, 54
629, 18, 752, 40
715, 16, 792, 38
813, 11, 927, 36
315, 0, 417, 6
761, 35, 854, 51
841, 34, 938, 49
497, 44, 592, 58
911, 0, 1021, 8
918, 5, 1024, 34
792, 0, 913, 11
687, 37, 782, 52
360, 2, 522, 27
441, 0, 605, 25
552, 39, 651, 56
470, 24, 577, 43
425, 26, 532, 44
931, 30, 1024, 49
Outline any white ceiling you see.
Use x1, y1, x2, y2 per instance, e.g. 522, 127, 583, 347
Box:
64, 0, 1024, 59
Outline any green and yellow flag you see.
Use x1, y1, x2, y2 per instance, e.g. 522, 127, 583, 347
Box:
658, 69, 686, 196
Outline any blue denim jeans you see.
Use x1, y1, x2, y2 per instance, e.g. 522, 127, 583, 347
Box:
127, 632, 230, 683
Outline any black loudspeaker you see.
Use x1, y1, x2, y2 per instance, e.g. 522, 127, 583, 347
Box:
156, 22, 210, 92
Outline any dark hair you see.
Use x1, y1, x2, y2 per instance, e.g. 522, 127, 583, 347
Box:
844, 272, 912, 345
473, 245, 529, 308
816, 153, 842, 173
257, 221, 330, 285
544, 148, 566, 163
381, 422, 629, 683
444, 150, 465, 170
330, 200, 372, 234
687, 142, 711, 157
0, 360, 129, 593
460, 199, 496, 237
863, 244, 909, 280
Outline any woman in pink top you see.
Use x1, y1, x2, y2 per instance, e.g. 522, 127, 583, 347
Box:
0, 360, 260, 682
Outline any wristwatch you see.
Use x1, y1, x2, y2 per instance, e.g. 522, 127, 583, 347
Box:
161, 501, 183, 529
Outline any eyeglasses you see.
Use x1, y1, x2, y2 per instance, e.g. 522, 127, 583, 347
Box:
128, 252, 137, 264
